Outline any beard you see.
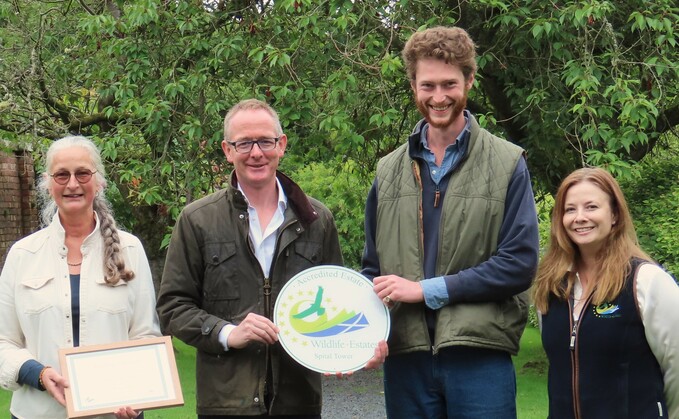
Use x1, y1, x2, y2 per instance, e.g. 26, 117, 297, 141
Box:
415, 89, 468, 130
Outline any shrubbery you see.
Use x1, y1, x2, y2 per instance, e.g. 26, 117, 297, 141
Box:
291, 159, 371, 270
620, 142, 679, 279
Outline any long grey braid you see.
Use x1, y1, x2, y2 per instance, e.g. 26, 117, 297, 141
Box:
93, 192, 135, 284
39, 136, 135, 285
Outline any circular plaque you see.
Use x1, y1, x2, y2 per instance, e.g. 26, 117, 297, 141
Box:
274, 265, 390, 374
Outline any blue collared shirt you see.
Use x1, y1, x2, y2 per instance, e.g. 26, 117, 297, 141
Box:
415, 111, 471, 185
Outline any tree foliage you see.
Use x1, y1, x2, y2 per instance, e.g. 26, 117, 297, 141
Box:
293, 159, 370, 269
1, 0, 678, 262
619, 138, 679, 278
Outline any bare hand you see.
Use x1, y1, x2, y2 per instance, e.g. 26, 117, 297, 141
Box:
114, 406, 141, 418
324, 371, 353, 380
325, 340, 389, 378
41, 367, 69, 407
227, 312, 279, 349
373, 275, 424, 305
364, 340, 388, 370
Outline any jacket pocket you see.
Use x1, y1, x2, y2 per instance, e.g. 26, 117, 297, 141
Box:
21, 276, 53, 290
97, 303, 128, 314
202, 242, 241, 318
288, 240, 322, 274
20, 276, 55, 314
96, 279, 129, 314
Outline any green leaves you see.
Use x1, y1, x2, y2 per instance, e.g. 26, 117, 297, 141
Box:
293, 159, 370, 269
619, 141, 679, 278
247, 43, 293, 69
369, 109, 400, 128
1, 0, 678, 257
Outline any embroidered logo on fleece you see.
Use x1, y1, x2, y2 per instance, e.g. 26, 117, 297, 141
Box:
593, 302, 621, 318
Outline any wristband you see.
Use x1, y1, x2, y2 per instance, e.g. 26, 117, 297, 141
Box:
38, 366, 51, 391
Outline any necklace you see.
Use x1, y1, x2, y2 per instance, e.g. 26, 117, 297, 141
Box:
67, 261, 82, 267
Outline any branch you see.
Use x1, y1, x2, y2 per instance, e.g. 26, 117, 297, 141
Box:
478, 71, 529, 149
657, 103, 679, 135
629, 103, 679, 161
77, 0, 95, 15
38, 78, 72, 125
67, 111, 131, 132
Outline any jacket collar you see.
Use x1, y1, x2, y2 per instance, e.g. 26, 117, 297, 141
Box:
49, 211, 102, 257
229, 170, 319, 227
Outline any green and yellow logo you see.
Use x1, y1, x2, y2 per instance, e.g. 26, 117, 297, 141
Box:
288, 286, 369, 337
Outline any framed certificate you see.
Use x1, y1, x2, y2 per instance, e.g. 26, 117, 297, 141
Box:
58, 336, 184, 418
274, 266, 390, 374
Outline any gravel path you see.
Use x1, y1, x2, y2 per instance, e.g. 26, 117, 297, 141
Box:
321, 368, 386, 418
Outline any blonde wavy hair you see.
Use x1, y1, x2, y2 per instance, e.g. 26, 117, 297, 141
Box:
532, 168, 649, 313
38, 136, 135, 285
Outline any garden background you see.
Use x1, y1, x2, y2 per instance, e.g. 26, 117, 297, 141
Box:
1, 0, 678, 417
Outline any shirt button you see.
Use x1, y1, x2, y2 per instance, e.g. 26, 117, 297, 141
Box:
239, 214, 245, 219
254, 397, 260, 403
432, 170, 437, 175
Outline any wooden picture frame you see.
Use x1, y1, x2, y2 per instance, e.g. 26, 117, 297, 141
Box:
58, 336, 184, 418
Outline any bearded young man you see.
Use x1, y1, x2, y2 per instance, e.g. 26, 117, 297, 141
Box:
361, 26, 540, 418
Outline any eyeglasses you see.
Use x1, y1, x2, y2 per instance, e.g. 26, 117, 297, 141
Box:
50, 169, 97, 185
226, 137, 280, 154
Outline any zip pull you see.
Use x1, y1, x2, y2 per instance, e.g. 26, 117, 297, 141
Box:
434, 185, 440, 208
569, 322, 578, 350
263, 277, 272, 318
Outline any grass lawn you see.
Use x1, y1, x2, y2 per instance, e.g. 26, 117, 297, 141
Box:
0, 327, 548, 418
514, 326, 549, 418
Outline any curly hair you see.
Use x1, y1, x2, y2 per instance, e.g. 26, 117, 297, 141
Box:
532, 168, 650, 313
402, 26, 477, 81
38, 135, 135, 285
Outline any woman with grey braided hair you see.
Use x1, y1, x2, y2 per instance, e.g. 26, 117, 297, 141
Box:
0, 136, 161, 419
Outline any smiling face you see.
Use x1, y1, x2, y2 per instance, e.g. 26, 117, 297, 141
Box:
411, 58, 473, 130
562, 180, 618, 255
221, 108, 287, 192
48, 146, 101, 219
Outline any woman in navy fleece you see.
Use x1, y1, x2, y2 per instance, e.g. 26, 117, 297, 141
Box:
533, 167, 678, 418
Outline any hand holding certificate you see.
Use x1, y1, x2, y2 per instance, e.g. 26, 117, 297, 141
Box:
58, 336, 183, 418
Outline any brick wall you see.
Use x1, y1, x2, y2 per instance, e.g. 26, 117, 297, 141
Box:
0, 148, 39, 266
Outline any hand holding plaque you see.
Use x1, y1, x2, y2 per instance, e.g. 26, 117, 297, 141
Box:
274, 266, 390, 374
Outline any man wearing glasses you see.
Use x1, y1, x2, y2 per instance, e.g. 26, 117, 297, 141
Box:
157, 99, 344, 418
